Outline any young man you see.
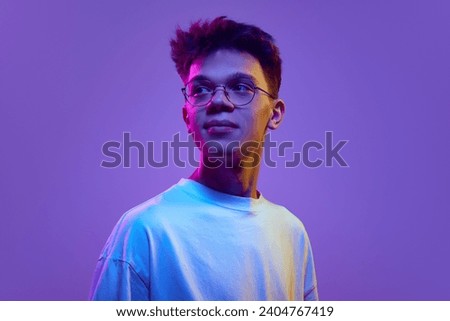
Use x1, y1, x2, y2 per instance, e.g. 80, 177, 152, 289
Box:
89, 16, 318, 301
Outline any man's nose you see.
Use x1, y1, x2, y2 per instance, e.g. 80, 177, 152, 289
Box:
207, 87, 235, 112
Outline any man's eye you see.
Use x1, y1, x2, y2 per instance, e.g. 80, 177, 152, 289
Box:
191, 86, 212, 96
229, 83, 253, 92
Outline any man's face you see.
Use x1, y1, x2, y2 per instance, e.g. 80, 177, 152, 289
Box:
182, 49, 284, 161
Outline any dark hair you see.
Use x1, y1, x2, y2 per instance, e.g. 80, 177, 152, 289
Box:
170, 16, 282, 98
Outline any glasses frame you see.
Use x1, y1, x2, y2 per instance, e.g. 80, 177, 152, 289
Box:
181, 81, 276, 108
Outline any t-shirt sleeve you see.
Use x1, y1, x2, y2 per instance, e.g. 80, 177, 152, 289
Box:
88, 211, 152, 301
89, 257, 149, 301
303, 234, 319, 301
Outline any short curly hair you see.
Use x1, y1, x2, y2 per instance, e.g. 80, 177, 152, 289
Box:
170, 16, 282, 98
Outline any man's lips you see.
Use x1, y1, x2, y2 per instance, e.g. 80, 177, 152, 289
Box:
204, 119, 239, 129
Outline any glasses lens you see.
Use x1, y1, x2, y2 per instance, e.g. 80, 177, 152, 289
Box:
186, 82, 213, 106
185, 81, 256, 107
226, 82, 255, 106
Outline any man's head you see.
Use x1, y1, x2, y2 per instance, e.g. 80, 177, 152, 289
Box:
170, 17, 285, 166
170, 16, 282, 98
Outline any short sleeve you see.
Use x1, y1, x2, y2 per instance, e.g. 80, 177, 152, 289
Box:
303, 233, 319, 301
89, 257, 149, 301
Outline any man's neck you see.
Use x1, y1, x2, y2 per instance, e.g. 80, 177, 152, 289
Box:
189, 160, 261, 199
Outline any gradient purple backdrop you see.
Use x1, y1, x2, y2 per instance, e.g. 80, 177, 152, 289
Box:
1, 0, 449, 300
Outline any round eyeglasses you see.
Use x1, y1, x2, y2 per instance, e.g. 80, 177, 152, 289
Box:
181, 79, 275, 107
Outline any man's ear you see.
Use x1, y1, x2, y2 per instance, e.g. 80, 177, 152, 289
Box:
267, 99, 286, 130
182, 106, 191, 133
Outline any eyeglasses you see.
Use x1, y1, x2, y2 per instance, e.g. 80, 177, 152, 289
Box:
181, 79, 275, 107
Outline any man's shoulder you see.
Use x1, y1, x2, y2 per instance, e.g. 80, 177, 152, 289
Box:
261, 197, 308, 232
99, 181, 189, 258
119, 180, 190, 227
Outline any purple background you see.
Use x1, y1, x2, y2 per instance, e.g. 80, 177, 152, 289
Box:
1, 0, 449, 300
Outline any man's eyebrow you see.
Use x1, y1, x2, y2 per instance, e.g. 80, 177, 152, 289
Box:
187, 75, 212, 83
227, 72, 258, 84
187, 73, 258, 84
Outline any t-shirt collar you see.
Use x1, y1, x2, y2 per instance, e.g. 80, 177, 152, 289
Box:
177, 178, 267, 212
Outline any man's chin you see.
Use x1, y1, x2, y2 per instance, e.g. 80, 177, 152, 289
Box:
200, 142, 242, 169
201, 139, 240, 154
200, 138, 262, 166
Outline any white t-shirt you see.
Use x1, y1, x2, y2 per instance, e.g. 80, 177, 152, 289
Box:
89, 178, 318, 300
